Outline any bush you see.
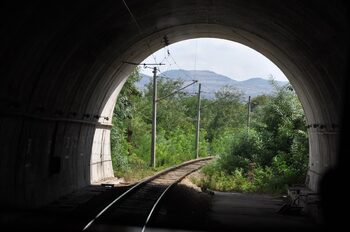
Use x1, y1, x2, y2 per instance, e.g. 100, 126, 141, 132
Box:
218, 129, 262, 173
194, 84, 309, 194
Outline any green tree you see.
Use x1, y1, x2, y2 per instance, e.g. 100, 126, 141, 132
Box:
207, 85, 245, 142
111, 68, 142, 171
195, 81, 309, 193
253, 83, 307, 166
111, 72, 210, 179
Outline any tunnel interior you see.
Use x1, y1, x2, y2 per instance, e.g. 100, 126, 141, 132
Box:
0, 0, 348, 218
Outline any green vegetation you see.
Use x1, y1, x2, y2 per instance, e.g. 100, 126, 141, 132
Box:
111, 69, 308, 193
110, 69, 210, 182
193, 82, 308, 193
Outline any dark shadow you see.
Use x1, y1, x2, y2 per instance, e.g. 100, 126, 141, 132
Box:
319, 55, 349, 232
0, 184, 131, 232
150, 183, 319, 232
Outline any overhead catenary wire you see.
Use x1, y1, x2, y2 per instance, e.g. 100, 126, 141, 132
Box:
159, 46, 171, 67
121, 0, 142, 35
121, 2, 199, 85
168, 52, 195, 80
121, 0, 158, 64
155, 47, 197, 89
156, 68, 174, 80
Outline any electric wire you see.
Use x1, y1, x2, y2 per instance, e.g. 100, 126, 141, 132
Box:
121, 0, 158, 64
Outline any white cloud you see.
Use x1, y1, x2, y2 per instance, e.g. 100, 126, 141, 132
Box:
140, 38, 288, 82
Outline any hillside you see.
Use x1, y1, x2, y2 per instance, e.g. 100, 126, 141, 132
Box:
137, 69, 288, 99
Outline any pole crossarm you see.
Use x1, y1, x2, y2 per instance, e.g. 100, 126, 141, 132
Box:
157, 80, 198, 102
122, 61, 165, 66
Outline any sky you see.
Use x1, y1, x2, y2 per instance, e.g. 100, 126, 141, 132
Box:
140, 38, 288, 82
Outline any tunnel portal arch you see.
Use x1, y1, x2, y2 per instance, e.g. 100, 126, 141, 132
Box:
0, 0, 347, 207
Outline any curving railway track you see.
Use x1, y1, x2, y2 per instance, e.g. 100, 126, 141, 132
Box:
83, 157, 213, 232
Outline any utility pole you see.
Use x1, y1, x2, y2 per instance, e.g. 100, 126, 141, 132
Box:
151, 67, 157, 168
122, 61, 164, 168
247, 96, 251, 132
150, 76, 196, 168
195, 83, 201, 159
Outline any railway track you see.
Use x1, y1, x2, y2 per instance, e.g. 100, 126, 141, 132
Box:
83, 157, 213, 232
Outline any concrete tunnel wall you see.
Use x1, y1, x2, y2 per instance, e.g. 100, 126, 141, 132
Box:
0, 0, 348, 208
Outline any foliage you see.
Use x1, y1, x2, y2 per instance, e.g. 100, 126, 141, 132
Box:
194, 83, 309, 194
110, 69, 210, 181
217, 129, 262, 173
110, 69, 308, 194
206, 85, 246, 142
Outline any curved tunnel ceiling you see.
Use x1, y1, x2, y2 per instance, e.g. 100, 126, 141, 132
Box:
1, 1, 347, 123
0, 0, 348, 207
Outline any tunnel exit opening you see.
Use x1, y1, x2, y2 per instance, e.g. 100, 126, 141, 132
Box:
92, 37, 311, 197
88, 21, 340, 200
92, 24, 340, 198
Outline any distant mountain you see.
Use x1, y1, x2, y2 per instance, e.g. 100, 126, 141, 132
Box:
137, 69, 288, 99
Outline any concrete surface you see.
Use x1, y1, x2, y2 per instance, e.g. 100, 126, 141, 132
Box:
207, 191, 318, 231
152, 181, 320, 232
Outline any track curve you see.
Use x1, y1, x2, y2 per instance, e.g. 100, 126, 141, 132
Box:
83, 157, 213, 231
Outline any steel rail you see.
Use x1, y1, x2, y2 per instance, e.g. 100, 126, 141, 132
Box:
141, 158, 209, 232
82, 157, 213, 231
